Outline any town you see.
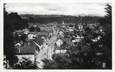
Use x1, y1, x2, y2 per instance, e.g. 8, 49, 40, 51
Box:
4, 3, 112, 69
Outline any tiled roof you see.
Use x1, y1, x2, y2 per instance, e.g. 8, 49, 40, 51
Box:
17, 39, 44, 54
18, 42, 36, 54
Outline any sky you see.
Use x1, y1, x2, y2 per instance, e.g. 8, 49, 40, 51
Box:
5, 0, 112, 16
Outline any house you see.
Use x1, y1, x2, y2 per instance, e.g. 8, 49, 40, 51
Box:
28, 34, 37, 40
72, 35, 84, 43
15, 41, 38, 64
16, 53, 35, 63
23, 28, 29, 35
54, 49, 67, 54
56, 39, 63, 48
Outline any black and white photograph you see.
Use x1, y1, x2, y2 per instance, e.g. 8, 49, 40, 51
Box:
3, 0, 112, 69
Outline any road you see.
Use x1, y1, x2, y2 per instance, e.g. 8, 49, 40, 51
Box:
34, 27, 59, 68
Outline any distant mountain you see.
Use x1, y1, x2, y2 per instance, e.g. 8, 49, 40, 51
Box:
20, 14, 76, 18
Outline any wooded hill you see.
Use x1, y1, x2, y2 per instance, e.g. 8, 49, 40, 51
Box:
20, 14, 103, 24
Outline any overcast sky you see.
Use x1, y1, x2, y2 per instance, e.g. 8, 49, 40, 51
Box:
5, 0, 112, 16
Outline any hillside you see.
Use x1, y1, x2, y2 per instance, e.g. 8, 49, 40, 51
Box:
20, 14, 103, 24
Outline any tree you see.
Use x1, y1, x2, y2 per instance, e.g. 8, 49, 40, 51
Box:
98, 4, 112, 69
4, 4, 28, 68
105, 4, 112, 19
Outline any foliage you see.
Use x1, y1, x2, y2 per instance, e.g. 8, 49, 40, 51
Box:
43, 54, 71, 69
4, 5, 28, 68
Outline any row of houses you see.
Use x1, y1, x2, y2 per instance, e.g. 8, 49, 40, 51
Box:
12, 21, 101, 68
